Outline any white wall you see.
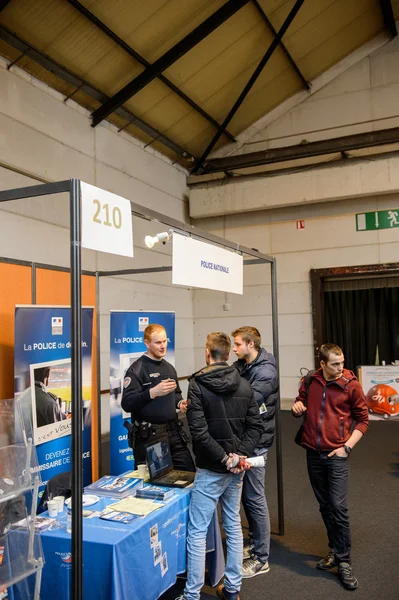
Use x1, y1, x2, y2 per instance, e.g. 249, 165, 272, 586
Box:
0, 59, 194, 433
238, 35, 399, 153
190, 36, 399, 405
190, 34, 399, 218
193, 192, 399, 405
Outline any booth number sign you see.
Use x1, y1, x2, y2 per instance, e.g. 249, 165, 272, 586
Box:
80, 182, 134, 258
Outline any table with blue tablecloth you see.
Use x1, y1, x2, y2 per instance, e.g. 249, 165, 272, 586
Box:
26, 490, 224, 600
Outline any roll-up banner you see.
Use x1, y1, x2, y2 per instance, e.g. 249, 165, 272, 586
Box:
14, 306, 94, 498
109, 311, 175, 475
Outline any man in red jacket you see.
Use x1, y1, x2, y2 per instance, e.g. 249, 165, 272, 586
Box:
292, 343, 368, 591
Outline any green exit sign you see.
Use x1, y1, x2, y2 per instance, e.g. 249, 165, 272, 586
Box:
356, 209, 399, 231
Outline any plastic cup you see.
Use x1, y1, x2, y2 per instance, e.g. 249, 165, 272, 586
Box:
66, 507, 72, 533
48, 500, 58, 518
53, 495, 65, 513
137, 464, 147, 479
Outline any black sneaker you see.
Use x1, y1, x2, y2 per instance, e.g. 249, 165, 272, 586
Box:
338, 562, 358, 590
317, 550, 338, 570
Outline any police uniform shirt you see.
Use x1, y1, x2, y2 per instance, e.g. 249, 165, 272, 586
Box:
121, 354, 182, 424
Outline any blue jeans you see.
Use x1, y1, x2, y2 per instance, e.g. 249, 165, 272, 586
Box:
241, 447, 270, 564
183, 468, 244, 600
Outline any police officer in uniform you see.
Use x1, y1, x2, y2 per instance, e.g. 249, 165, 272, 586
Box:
121, 324, 194, 472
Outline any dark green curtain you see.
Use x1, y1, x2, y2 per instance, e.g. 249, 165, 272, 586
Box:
324, 287, 398, 373
378, 287, 399, 364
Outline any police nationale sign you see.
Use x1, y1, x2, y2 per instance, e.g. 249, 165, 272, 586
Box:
81, 182, 134, 257
172, 232, 243, 294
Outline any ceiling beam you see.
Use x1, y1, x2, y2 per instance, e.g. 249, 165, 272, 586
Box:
91, 0, 250, 127
379, 0, 397, 38
0, 25, 195, 160
192, 0, 305, 174
252, 0, 310, 90
66, 0, 236, 143
192, 126, 399, 174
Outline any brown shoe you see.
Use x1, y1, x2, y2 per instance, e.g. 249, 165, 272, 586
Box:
317, 550, 338, 570
216, 584, 241, 600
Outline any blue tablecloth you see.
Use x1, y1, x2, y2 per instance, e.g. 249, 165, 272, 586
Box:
41, 492, 190, 600
30, 490, 224, 600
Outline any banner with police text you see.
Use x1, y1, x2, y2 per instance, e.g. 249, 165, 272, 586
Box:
109, 311, 176, 474
14, 306, 94, 497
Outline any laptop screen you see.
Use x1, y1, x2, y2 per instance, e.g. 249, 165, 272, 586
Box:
145, 438, 173, 480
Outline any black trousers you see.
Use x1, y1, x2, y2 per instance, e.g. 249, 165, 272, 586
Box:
134, 422, 195, 472
306, 449, 351, 563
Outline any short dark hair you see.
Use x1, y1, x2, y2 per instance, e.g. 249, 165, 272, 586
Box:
144, 324, 166, 342
35, 367, 50, 383
231, 326, 261, 350
206, 332, 231, 361
319, 343, 343, 363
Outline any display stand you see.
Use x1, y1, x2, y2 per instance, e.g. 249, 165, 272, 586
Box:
0, 398, 43, 600
0, 178, 284, 600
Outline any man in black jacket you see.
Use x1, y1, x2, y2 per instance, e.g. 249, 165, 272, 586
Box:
121, 324, 194, 471
177, 332, 263, 600
232, 326, 278, 578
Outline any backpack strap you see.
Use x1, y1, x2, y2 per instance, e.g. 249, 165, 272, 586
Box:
303, 370, 316, 408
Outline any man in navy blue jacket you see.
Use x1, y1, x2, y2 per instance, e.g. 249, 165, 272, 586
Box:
232, 326, 279, 578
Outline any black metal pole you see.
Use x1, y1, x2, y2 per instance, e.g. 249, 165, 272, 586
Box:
70, 178, 83, 600
95, 272, 102, 477
271, 258, 284, 535
31, 262, 36, 304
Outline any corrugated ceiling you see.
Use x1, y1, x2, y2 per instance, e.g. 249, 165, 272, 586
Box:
0, 0, 397, 169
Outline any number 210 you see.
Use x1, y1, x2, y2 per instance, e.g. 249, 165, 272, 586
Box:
93, 200, 122, 229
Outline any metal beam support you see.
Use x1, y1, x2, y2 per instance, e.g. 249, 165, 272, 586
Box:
271, 258, 284, 536
0, 180, 70, 202
128, 205, 274, 263
70, 178, 83, 600
252, 0, 309, 90
97, 260, 264, 277
0, 26, 194, 159
91, 0, 250, 126
67, 0, 236, 143
192, 0, 305, 174
195, 126, 399, 174
380, 0, 397, 38
95, 272, 102, 477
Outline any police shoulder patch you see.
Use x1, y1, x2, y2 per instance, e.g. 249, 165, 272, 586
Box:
123, 377, 131, 389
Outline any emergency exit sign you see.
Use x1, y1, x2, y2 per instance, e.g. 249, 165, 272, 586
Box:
356, 209, 399, 231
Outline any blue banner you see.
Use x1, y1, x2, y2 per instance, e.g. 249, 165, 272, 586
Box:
109, 311, 175, 474
14, 306, 94, 497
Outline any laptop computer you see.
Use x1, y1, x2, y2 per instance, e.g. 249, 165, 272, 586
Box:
145, 437, 195, 488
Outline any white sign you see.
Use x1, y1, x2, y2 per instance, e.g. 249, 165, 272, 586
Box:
172, 232, 243, 294
81, 182, 133, 257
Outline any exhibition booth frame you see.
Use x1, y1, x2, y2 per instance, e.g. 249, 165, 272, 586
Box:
0, 178, 283, 600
